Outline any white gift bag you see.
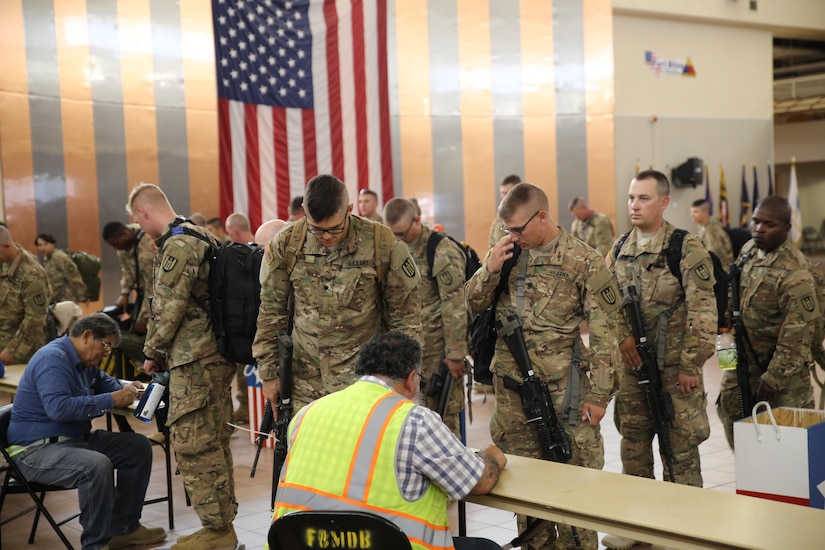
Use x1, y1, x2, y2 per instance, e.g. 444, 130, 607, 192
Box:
734, 401, 825, 508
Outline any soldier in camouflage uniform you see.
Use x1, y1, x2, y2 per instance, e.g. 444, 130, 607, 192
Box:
487, 174, 521, 253
690, 198, 734, 268
569, 197, 615, 259
127, 183, 238, 550
253, 174, 422, 411
467, 183, 621, 550
718, 196, 819, 449
0, 226, 50, 364
603, 170, 716, 549
385, 198, 467, 437
34, 233, 88, 303
103, 221, 155, 365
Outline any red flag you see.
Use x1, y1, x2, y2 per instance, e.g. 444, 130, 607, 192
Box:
719, 164, 729, 227
212, 0, 394, 227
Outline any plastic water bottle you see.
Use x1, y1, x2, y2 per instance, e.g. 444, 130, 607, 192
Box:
716, 328, 737, 371
134, 371, 170, 423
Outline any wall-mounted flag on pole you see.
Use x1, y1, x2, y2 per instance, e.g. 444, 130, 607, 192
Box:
788, 158, 802, 245
211, 0, 394, 226
740, 163, 750, 228
719, 164, 729, 227
704, 163, 713, 216
752, 164, 760, 208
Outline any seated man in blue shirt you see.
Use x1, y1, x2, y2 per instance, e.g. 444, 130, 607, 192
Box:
7, 312, 166, 550
273, 331, 507, 550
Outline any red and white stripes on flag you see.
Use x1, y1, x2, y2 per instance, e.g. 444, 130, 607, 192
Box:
213, 0, 394, 229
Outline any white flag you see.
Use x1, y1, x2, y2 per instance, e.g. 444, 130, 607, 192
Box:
789, 160, 802, 245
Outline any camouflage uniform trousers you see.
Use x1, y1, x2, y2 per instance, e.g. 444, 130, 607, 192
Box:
716, 367, 814, 450
168, 353, 238, 530
234, 363, 249, 421
614, 366, 709, 487
490, 375, 603, 550
421, 350, 465, 439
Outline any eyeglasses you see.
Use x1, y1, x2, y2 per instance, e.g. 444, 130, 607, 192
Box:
393, 218, 415, 240
501, 210, 540, 235
97, 339, 113, 355
307, 214, 348, 236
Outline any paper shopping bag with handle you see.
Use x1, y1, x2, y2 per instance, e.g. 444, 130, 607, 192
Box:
734, 401, 825, 508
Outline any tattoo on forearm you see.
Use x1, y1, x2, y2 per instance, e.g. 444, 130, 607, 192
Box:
479, 451, 501, 482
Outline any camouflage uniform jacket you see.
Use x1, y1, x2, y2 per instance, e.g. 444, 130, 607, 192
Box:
487, 216, 506, 253
735, 240, 818, 391
699, 219, 734, 268
43, 248, 87, 303
0, 246, 49, 362
408, 225, 468, 361
609, 221, 717, 377
466, 228, 620, 407
117, 223, 155, 325
253, 215, 422, 384
571, 211, 614, 258
144, 220, 220, 368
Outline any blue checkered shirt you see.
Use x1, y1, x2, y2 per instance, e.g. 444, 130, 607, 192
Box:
362, 376, 484, 501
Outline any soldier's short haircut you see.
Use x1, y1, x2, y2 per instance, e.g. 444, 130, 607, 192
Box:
634, 169, 670, 197
126, 182, 172, 215
206, 217, 222, 227
355, 331, 422, 381
359, 189, 378, 199
0, 226, 12, 246
35, 233, 57, 246
500, 174, 522, 187
499, 183, 549, 221
691, 199, 710, 211
225, 212, 251, 232
70, 312, 122, 347
755, 195, 791, 224
568, 196, 586, 211
289, 195, 304, 215
102, 221, 129, 240
189, 212, 207, 226
305, 174, 349, 222
384, 198, 417, 226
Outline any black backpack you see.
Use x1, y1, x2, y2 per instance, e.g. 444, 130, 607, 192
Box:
724, 226, 752, 259
613, 229, 728, 329
424, 231, 482, 282
158, 219, 263, 364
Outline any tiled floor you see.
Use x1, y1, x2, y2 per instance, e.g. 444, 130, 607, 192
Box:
1, 353, 821, 550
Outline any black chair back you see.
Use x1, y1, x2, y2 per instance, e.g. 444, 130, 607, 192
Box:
268, 510, 413, 550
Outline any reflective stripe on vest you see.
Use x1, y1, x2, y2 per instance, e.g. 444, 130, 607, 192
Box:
275, 381, 453, 550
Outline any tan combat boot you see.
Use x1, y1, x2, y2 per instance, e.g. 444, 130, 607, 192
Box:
170, 525, 237, 550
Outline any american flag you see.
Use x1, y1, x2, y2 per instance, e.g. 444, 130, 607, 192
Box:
212, 0, 394, 228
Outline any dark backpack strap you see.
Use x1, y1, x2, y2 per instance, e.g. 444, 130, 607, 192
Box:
665, 229, 688, 285
612, 230, 631, 262
133, 229, 145, 293
425, 231, 445, 279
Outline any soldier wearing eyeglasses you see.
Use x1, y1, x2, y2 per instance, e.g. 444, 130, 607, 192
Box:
466, 183, 621, 550
254, 174, 422, 410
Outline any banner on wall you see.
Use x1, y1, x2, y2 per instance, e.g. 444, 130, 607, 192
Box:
645, 50, 696, 77
211, 0, 395, 226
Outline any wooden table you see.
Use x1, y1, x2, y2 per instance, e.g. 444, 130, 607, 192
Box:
0, 364, 26, 395
466, 454, 825, 550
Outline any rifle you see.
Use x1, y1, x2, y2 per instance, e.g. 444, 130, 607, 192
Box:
496, 314, 578, 548
728, 263, 754, 419
620, 285, 676, 482
271, 332, 294, 509
426, 352, 452, 419
249, 400, 274, 479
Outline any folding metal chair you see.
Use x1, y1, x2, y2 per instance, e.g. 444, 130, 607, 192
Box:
0, 404, 77, 549
268, 510, 413, 550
